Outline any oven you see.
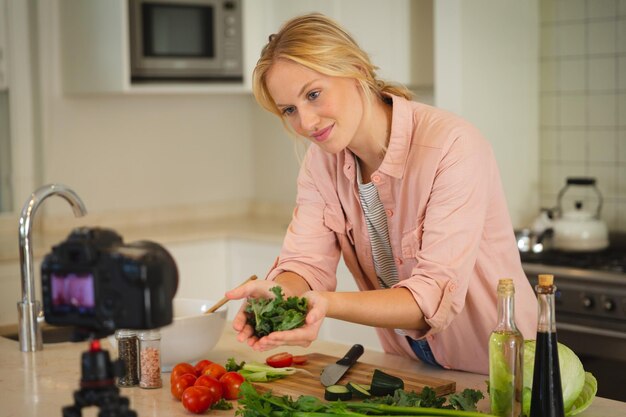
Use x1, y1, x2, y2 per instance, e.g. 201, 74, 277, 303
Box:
520, 234, 626, 402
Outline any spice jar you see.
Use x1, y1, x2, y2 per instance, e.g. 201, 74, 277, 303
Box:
138, 329, 162, 389
115, 329, 139, 387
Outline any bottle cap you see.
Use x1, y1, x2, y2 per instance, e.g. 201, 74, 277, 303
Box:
497, 278, 514, 292
538, 274, 554, 286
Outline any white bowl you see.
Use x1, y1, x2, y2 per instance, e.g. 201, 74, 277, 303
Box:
160, 298, 228, 371
107, 298, 228, 372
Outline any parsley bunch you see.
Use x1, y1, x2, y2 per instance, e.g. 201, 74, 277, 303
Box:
364, 386, 485, 411
245, 286, 308, 337
236, 382, 494, 417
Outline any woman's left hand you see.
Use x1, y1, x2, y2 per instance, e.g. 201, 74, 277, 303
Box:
249, 290, 329, 351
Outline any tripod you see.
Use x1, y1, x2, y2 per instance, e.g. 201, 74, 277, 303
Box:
62, 338, 137, 417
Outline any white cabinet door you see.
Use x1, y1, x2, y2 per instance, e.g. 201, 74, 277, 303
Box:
265, 0, 432, 88
0, 0, 8, 91
164, 240, 229, 303
0, 261, 21, 326
322, 257, 382, 351
225, 238, 281, 321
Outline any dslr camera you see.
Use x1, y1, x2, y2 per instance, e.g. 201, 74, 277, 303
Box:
41, 227, 178, 338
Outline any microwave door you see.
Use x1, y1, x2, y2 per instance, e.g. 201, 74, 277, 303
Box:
130, 0, 241, 80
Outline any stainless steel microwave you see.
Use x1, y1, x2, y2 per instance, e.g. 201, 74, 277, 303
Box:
129, 0, 243, 82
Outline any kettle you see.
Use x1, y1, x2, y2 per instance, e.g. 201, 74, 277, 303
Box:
552, 177, 609, 251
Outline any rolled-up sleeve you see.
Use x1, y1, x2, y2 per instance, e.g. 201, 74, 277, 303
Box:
394, 128, 493, 338
266, 150, 341, 292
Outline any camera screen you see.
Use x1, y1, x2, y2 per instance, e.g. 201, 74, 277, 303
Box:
50, 273, 96, 314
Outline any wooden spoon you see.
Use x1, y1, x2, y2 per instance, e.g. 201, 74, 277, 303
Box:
204, 274, 258, 314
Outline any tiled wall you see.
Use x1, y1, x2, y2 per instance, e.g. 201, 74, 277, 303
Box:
540, 0, 626, 231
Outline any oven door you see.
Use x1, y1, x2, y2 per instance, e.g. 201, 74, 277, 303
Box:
524, 264, 626, 402
557, 324, 626, 401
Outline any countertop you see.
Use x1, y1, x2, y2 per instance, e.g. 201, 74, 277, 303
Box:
0, 328, 624, 417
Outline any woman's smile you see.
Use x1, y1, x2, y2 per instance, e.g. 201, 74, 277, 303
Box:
311, 124, 334, 142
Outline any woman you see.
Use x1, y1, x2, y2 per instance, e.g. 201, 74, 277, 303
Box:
226, 13, 537, 374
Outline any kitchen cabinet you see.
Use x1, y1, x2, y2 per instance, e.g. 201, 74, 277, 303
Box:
58, 0, 432, 94
265, 0, 433, 89
58, 0, 262, 94
0, 261, 21, 327
0, 0, 8, 91
163, 239, 229, 302
0, 257, 43, 327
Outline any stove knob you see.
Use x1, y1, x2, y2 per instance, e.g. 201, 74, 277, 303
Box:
581, 295, 594, 309
603, 298, 615, 312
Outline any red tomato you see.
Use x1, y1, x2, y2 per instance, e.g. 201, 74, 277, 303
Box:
170, 362, 195, 384
219, 371, 245, 400
170, 373, 197, 401
292, 355, 308, 365
266, 352, 293, 368
182, 386, 214, 414
193, 359, 213, 376
195, 374, 223, 403
202, 363, 227, 380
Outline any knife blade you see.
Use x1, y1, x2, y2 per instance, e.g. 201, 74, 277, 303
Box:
320, 344, 364, 386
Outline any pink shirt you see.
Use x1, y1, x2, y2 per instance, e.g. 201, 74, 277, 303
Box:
267, 95, 537, 374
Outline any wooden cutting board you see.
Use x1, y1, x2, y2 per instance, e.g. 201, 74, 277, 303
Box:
252, 353, 456, 399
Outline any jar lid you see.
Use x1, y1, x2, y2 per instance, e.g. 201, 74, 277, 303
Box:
138, 329, 161, 340
115, 329, 138, 338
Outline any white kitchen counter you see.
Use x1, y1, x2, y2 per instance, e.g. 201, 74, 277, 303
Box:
0, 327, 623, 417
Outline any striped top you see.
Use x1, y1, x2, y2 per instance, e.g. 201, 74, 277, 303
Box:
355, 157, 399, 288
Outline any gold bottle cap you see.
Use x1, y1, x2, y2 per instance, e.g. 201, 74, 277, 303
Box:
497, 278, 514, 292
538, 274, 554, 286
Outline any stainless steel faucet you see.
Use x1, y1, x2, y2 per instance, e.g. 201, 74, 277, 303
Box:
18, 184, 87, 352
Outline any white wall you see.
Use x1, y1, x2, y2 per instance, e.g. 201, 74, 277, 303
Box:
539, 0, 626, 231
435, 0, 540, 228
36, 1, 258, 217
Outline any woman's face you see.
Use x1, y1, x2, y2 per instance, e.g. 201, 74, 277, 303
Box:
265, 59, 364, 154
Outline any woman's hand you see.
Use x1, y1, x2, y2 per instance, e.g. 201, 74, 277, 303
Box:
250, 290, 329, 351
225, 279, 278, 347
225, 277, 330, 351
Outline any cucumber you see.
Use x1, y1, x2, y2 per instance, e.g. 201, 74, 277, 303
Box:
324, 385, 353, 401
370, 369, 404, 396
346, 382, 371, 398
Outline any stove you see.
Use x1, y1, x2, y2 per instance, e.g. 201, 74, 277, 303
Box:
521, 248, 626, 273
520, 233, 626, 401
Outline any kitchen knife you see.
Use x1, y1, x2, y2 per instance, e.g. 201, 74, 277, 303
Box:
320, 344, 364, 386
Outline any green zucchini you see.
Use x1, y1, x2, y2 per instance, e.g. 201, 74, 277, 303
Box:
324, 385, 352, 401
346, 382, 371, 398
370, 369, 404, 396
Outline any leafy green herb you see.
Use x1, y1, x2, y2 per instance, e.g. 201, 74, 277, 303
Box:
366, 386, 447, 408
236, 381, 495, 417
211, 398, 234, 410
447, 389, 485, 411
226, 357, 246, 372
364, 387, 482, 411
245, 286, 308, 337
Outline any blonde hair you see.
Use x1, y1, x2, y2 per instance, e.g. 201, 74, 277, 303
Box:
252, 13, 412, 118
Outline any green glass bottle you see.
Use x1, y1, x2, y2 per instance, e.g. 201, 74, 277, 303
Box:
489, 278, 524, 417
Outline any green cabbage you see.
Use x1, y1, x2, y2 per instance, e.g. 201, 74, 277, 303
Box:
522, 340, 596, 416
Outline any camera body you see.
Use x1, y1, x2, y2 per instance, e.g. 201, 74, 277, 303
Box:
41, 227, 178, 337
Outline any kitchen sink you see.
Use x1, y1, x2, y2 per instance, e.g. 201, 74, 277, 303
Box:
0, 324, 77, 344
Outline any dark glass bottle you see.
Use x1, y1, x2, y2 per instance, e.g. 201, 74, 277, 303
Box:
530, 274, 564, 417
489, 279, 523, 417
